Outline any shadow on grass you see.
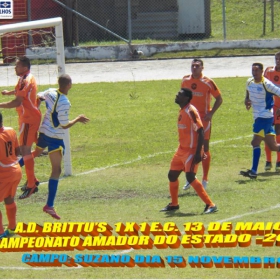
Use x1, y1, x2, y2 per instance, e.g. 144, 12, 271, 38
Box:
162, 211, 197, 217
237, 171, 278, 184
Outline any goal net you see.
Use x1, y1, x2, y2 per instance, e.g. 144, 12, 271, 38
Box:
0, 17, 72, 182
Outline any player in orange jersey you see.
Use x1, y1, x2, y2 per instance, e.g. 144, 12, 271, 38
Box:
0, 56, 41, 199
264, 52, 280, 172
0, 112, 22, 239
160, 88, 218, 214
181, 58, 223, 190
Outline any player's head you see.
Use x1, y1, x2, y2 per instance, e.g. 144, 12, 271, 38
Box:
252, 63, 263, 82
58, 74, 72, 93
0, 112, 3, 128
275, 51, 280, 68
175, 88, 193, 107
191, 58, 204, 78
15, 56, 31, 76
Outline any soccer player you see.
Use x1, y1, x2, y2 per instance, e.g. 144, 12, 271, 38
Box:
0, 56, 41, 199
0, 112, 22, 239
240, 63, 280, 179
181, 58, 223, 190
160, 88, 218, 214
31, 74, 89, 219
263, 52, 280, 172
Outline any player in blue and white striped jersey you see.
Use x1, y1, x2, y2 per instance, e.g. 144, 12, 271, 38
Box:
240, 63, 280, 179
33, 74, 89, 219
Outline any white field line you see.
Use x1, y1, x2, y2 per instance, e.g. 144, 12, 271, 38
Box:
76, 134, 252, 176
5, 134, 255, 270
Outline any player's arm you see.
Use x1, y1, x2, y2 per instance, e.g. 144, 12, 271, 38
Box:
0, 95, 23, 109
61, 114, 90, 129
1, 89, 15, 96
244, 90, 251, 110
193, 127, 204, 164
204, 94, 223, 121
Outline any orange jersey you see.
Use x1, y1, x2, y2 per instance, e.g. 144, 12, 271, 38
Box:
177, 103, 203, 150
15, 71, 41, 124
181, 74, 221, 118
0, 126, 21, 180
264, 66, 280, 108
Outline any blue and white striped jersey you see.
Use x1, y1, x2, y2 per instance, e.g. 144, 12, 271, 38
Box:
37, 88, 71, 139
246, 77, 280, 119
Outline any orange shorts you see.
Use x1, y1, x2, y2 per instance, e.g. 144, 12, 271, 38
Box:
170, 148, 201, 173
202, 119, 211, 140
0, 168, 22, 202
19, 121, 40, 147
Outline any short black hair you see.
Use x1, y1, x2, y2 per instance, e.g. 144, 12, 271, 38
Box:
181, 88, 193, 102
192, 58, 204, 66
58, 74, 72, 88
252, 62, 263, 71
17, 56, 31, 70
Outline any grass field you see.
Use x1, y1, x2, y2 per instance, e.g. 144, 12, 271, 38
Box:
1, 77, 280, 279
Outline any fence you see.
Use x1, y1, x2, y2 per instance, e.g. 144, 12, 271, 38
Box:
1, 0, 280, 60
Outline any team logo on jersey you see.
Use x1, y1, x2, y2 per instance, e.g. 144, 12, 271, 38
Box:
274, 76, 279, 82
0, 1, 13, 19
191, 83, 197, 90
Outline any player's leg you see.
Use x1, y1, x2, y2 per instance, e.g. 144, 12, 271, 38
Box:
240, 118, 267, 179
201, 120, 211, 189
43, 136, 65, 219
43, 149, 62, 219
19, 130, 46, 199
186, 172, 217, 214
264, 143, 272, 170
275, 124, 280, 171
0, 170, 21, 239
160, 152, 182, 211
18, 122, 39, 193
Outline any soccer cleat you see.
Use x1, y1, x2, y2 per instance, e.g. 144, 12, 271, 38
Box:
265, 161, 272, 171
21, 180, 40, 192
0, 228, 15, 239
19, 185, 38, 199
239, 169, 257, 179
203, 204, 218, 214
160, 203, 179, 212
183, 181, 191, 190
276, 162, 280, 172
202, 180, 208, 189
43, 205, 61, 220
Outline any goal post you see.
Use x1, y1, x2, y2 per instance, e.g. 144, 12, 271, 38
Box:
0, 17, 72, 176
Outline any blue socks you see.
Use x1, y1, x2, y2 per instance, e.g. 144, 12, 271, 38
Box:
47, 178, 59, 207
252, 146, 261, 174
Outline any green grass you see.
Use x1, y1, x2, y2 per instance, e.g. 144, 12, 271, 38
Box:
1, 78, 280, 278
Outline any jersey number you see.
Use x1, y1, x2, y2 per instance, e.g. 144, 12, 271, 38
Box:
5, 141, 13, 157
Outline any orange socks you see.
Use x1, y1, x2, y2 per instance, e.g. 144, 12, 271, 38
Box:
169, 180, 179, 206
0, 211, 4, 234
23, 154, 35, 188
202, 151, 211, 181
265, 144, 272, 162
5, 202, 17, 230
277, 135, 280, 162
191, 178, 214, 207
